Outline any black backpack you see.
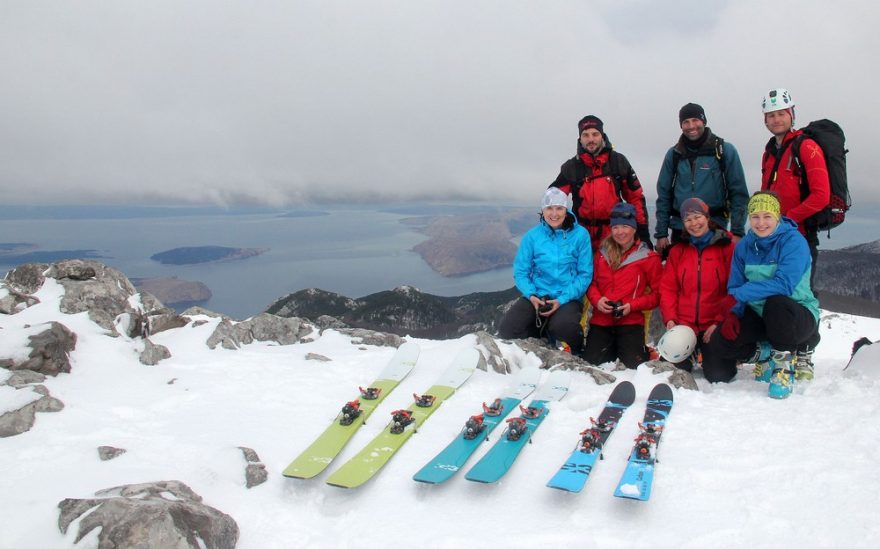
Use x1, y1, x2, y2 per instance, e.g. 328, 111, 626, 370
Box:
793, 119, 851, 231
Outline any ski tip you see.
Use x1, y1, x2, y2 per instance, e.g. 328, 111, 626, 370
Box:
546, 483, 581, 493
281, 472, 315, 480
326, 480, 360, 489
464, 476, 495, 484
612, 380, 637, 405
648, 382, 674, 400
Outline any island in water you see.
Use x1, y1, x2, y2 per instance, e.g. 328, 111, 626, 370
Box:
150, 246, 268, 265
0, 243, 105, 265
401, 208, 534, 277
131, 276, 212, 307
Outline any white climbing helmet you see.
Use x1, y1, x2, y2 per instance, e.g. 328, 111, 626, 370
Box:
657, 325, 697, 363
762, 88, 795, 114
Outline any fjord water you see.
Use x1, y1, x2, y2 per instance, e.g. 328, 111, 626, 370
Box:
0, 208, 514, 319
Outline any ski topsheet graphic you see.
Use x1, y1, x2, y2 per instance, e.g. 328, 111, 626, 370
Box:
546, 381, 635, 493
326, 347, 479, 489
464, 369, 572, 484
412, 367, 541, 484
282, 342, 420, 479
613, 383, 674, 501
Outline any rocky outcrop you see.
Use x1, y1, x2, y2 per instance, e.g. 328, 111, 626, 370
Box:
4, 262, 48, 294
510, 338, 617, 385
335, 328, 404, 348
238, 447, 268, 489
58, 481, 239, 549
206, 313, 315, 350
0, 371, 64, 438
12, 321, 78, 376
48, 260, 141, 335
2, 260, 172, 338
139, 338, 172, 366
474, 331, 510, 374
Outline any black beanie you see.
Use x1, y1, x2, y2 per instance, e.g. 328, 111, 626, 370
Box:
578, 115, 604, 134
679, 103, 706, 125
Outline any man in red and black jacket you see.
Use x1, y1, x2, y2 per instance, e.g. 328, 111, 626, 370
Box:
760, 88, 830, 289
550, 115, 652, 252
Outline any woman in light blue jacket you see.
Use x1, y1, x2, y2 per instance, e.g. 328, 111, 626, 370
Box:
498, 188, 593, 353
706, 191, 820, 399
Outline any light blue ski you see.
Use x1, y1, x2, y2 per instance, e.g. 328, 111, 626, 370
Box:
412, 367, 541, 484
464, 369, 572, 484
546, 381, 635, 493
613, 383, 674, 501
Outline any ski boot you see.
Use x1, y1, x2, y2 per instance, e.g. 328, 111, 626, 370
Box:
752, 341, 774, 382
463, 414, 485, 440
794, 350, 815, 381
768, 350, 795, 399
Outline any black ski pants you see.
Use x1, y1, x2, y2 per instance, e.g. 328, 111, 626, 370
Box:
582, 324, 647, 369
498, 298, 584, 353
669, 333, 738, 384
705, 295, 820, 382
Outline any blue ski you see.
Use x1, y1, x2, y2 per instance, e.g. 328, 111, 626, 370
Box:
413, 367, 541, 484
464, 369, 571, 484
546, 381, 635, 493
613, 383, 674, 501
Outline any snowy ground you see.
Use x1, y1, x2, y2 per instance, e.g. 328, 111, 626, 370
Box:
1, 280, 879, 548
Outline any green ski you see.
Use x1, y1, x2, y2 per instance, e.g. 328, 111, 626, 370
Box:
326, 347, 479, 489
282, 342, 420, 479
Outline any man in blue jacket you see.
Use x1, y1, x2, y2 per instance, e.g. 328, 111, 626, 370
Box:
654, 103, 750, 255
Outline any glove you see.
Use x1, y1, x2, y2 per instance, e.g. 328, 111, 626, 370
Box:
719, 311, 741, 341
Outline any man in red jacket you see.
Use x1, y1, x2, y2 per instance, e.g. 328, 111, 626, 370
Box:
760, 88, 830, 290
550, 115, 652, 251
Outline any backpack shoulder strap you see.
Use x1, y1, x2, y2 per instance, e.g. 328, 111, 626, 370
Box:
767, 138, 796, 191
670, 148, 682, 192
607, 150, 625, 199
790, 134, 811, 200
714, 136, 728, 196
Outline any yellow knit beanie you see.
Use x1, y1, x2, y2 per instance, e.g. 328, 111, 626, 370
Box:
748, 192, 781, 220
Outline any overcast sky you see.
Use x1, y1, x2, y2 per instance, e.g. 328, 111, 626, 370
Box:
1, 1, 877, 209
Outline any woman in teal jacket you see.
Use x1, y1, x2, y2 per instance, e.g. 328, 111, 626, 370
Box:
498, 188, 593, 353
707, 191, 819, 399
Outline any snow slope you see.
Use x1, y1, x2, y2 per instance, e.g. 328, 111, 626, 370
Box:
1, 281, 879, 548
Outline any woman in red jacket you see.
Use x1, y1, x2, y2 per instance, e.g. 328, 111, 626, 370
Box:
659, 198, 736, 381
583, 203, 662, 368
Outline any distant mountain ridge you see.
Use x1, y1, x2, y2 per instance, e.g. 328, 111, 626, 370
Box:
817, 239, 880, 307
265, 239, 880, 339
266, 286, 520, 339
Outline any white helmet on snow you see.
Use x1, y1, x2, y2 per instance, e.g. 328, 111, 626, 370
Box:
762, 88, 795, 114
657, 325, 697, 363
